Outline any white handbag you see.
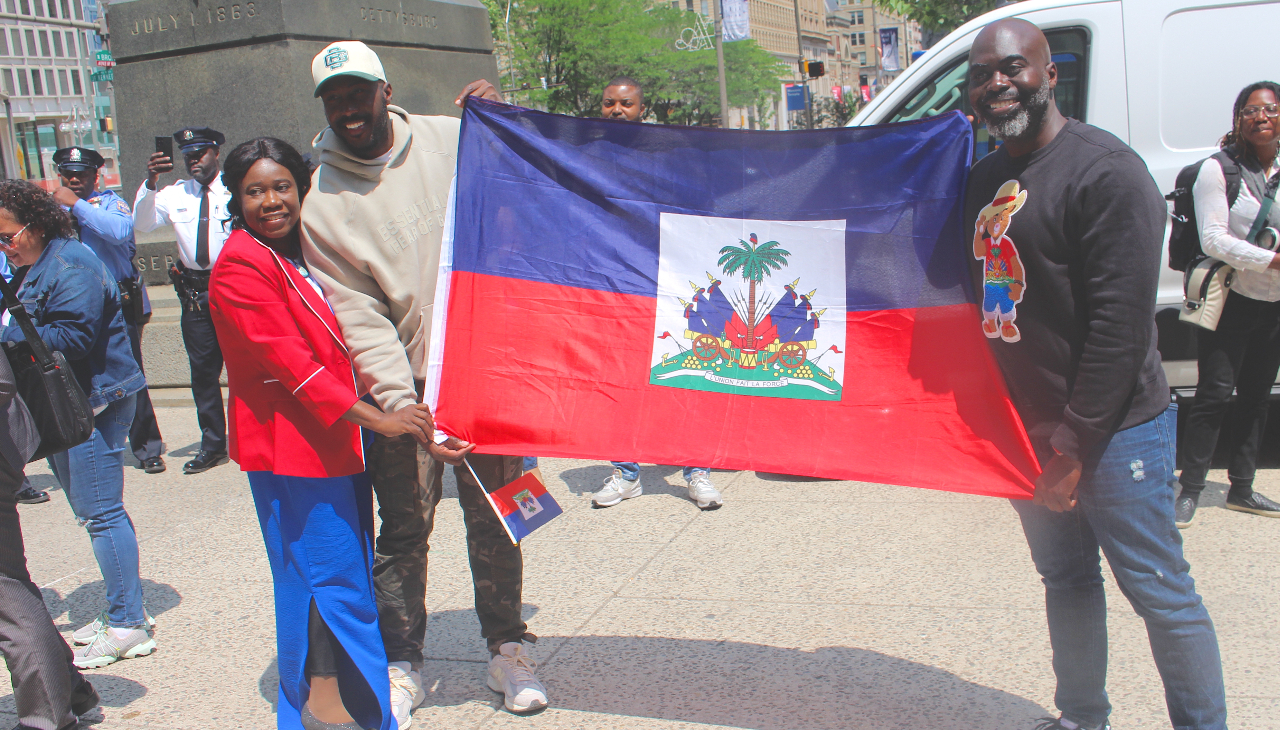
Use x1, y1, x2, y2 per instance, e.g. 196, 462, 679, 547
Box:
1180, 257, 1234, 331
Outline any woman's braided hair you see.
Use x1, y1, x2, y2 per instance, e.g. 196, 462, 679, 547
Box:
1221, 81, 1280, 162
0, 179, 75, 241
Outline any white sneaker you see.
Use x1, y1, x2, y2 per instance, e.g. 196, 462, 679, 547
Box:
591, 469, 642, 507
388, 661, 425, 730
72, 610, 157, 646
73, 625, 156, 669
686, 472, 723, 510
486, 642, 548, 714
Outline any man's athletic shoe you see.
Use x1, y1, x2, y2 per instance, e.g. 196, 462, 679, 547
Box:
1226, 490, 1280, 517
487, 642, 548, 714
388, 661, 425, 730
73, 626, 156, 669
1033, 717, 1111, 730
183, 450, 229, 474
15, 485, 49, 504
72, 610, 156, 646
592, 470, 642, 507
686, 472, 722, 510
142, 456, 166, 474
1175, 492, 1198, 528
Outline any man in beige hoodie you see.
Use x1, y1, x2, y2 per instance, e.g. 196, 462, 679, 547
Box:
300, 41, 548, 725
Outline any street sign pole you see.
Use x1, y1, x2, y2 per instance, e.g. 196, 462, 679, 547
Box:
710, 0, 730, 128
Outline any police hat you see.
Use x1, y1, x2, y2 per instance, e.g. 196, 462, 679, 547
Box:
173, 127, 225, 153
53, 146, 104, 172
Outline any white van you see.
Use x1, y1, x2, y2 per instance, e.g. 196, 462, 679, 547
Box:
849, 0, 1280, 392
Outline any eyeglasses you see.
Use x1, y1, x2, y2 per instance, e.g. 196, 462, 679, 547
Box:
0, 224, 28, 249
1241, 104, 1279, 120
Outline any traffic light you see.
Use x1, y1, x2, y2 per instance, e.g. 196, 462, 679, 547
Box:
807, 61, 825, 78
98, 116, 114, 133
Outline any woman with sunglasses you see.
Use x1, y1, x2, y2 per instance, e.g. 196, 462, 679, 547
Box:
0, 180, 154, 668
1178, 81, 1280, 528
209, 138, 433, 730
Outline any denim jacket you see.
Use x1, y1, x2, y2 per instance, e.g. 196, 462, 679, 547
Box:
1, 237, 144, 409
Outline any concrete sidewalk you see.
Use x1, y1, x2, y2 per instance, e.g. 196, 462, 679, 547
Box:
2, 407, 1276, 729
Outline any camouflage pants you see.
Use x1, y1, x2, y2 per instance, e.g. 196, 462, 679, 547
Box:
367, 433, 527, 662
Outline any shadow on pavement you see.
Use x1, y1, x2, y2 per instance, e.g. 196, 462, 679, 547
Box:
559, 464, 742, 498
41, 579, 183, 634
167, 442, 203, 459
250, 607, 1047, 728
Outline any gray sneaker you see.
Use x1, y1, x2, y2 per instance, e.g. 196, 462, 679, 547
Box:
73, 626, 156, 669
686, 472, 722, 510
592, 470, 642, 507
72, 610, 156, 646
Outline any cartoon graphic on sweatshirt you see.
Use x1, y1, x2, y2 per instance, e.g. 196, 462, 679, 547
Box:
973, 180, 1028, 343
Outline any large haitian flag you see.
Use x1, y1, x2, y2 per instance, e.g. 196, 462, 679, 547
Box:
427, 98, 1039, 499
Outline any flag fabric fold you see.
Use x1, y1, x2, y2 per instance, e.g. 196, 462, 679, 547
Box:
428, 98, 1039, 499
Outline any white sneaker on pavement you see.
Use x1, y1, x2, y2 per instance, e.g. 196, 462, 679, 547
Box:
73, 625, 156, 669
592, 469, 642, 507
686, 472, 723, 510
486, 642, 548, 713
72, 610, 156, 646
388, 661, 425, 730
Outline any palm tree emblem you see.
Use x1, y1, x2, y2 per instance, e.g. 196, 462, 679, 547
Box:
718, 233, 791, 350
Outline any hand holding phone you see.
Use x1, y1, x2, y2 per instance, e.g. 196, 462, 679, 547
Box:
147, 137, 175, 190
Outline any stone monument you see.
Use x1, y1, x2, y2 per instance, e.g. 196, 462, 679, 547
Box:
110, 0, 499, 283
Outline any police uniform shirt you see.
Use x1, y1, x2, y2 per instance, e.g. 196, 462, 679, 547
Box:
132, 176, 231, 271
68, 189, 137, 283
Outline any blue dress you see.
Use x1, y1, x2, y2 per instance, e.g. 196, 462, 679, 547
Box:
248, 469, 394, 730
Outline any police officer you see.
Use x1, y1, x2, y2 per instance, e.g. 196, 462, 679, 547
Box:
53, 146, 167, 474
132, 128, 229, 474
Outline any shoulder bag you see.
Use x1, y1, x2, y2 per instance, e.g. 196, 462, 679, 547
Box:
0, 274, 94, 461
1181, 172, 1280, 331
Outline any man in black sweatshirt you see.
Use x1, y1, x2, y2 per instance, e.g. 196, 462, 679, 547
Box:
965, 19, 1227, 730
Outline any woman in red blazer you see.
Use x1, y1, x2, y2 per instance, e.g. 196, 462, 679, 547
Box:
209, 138, 432, 730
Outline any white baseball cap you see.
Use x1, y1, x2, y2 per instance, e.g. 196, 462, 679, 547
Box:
312, 41, 386, 97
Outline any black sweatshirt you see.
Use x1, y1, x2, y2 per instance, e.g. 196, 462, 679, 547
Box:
965, 119, 1170, 465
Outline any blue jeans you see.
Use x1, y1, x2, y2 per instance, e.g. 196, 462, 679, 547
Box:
611, 462, 709, 482
1012, 405, 1226, 730
48, 395, 146, 628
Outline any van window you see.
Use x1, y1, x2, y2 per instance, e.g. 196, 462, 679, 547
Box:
884, 27, 1090, 159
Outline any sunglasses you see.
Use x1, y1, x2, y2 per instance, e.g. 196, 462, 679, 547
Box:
0, 224, 28, 249
1241, 104, 1279, 120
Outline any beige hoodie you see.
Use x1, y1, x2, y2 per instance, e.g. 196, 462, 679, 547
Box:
301, 106, 458, 413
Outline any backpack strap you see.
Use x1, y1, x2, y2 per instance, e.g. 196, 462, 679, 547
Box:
1212, 149, 1243, 209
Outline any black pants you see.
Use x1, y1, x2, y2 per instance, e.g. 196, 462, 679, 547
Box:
1180, 291, 1280, 497
0, 457, 88, 730
180, 290, 226, 454
125, 319, 165, 462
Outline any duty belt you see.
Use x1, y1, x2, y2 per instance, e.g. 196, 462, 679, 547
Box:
170, 264, 211, 311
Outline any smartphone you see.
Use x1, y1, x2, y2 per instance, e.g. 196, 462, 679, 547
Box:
154, 136, 173, 160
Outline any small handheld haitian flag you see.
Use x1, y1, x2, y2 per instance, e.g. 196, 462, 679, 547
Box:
483, 470, 563, 544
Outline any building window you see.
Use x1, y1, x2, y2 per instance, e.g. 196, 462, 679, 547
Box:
37, 31, 49, 56
15, 67, 26, 95
11, 29, 21, 56
24, 30, 34, 56
18, 0, 30, 15
51, 31, 62, 56
64, 30, 74, 56
45, 0, 54, 17
57, 68, 66, 94
859, 52, 866, 64
853, 10, 863, 24
1, 69, 11, 95
60, 0, 69, 18
29, 68, 41, 95
44, 68, 53, 95
0, 30, 7, 57
70, 67, 80, 94
4, 0, 14, 13
78, 31, 86, 57
851, 31, 864, 45
31, 0, 40, 15
71, 0, 79, 19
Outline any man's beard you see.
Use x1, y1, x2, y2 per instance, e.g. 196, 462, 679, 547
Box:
984, 77, 1053, 141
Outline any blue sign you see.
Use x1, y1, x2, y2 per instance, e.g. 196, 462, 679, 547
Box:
785, 84, 807, 112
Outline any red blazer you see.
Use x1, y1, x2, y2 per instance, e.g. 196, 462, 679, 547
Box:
209, 229, 364, 478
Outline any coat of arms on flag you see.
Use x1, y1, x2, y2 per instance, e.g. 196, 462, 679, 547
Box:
650, 214, 845, 400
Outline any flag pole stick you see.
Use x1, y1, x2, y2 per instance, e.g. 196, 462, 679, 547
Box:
463, 456, 521, 546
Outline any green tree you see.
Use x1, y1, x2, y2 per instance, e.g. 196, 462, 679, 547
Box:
718, 234, 790, 346
872, 0, 1013, 33
484, 0, 786, 124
